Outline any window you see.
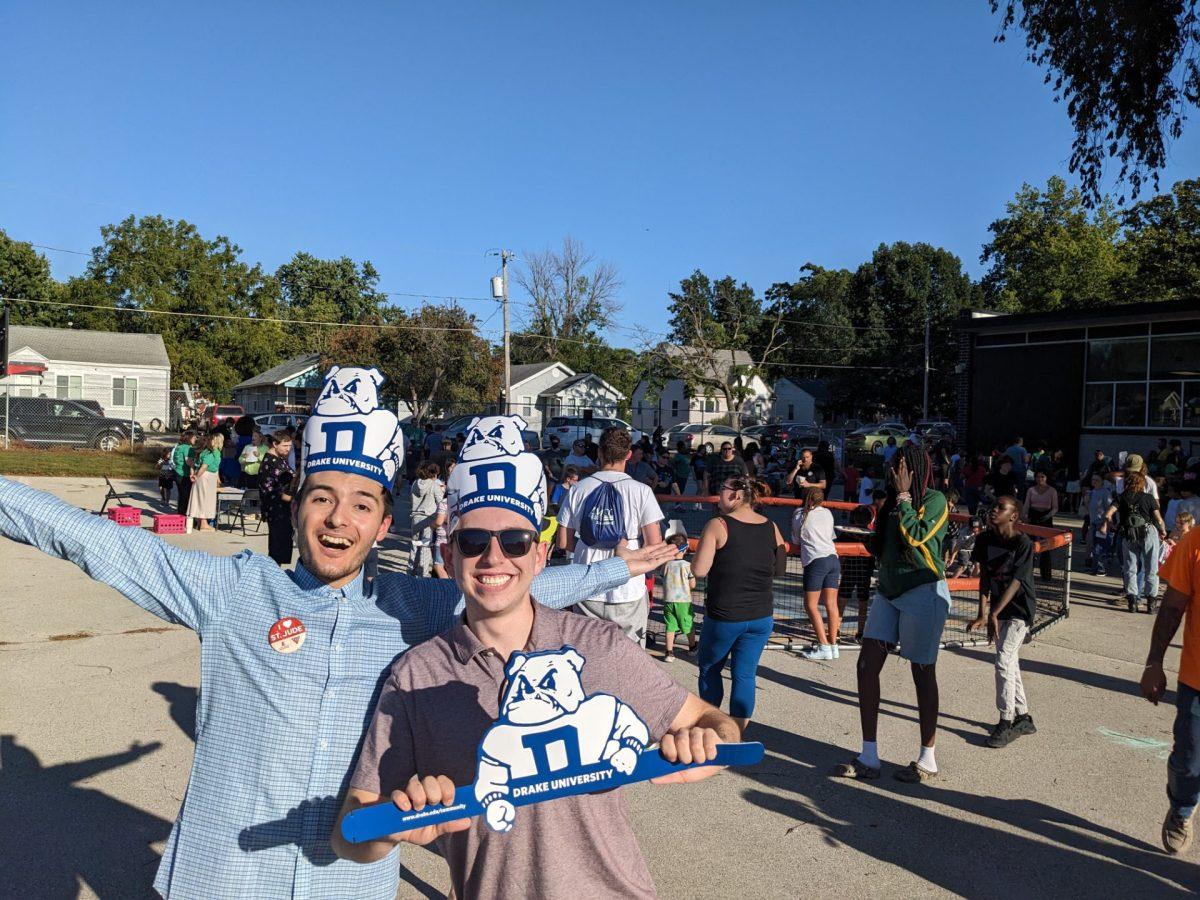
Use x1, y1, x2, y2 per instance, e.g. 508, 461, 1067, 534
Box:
788, 404, 795, 419
1083, 333, 1200, 429
112, 377, 138, 408
521, 396, 532, 417
671, 400, 679, 416
56, 375, 82, 399
704, 398, 715, 413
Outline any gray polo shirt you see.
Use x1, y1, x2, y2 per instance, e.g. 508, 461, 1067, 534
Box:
351, 604, 689, 898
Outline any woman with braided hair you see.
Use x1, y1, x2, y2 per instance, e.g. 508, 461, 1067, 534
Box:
832, 442, 951, 784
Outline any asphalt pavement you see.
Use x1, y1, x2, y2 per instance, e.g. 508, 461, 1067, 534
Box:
0, 477, 1195, 898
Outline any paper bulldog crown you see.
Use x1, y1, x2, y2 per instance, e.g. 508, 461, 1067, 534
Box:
299, 366, 404, 493
446, 415, 547, 530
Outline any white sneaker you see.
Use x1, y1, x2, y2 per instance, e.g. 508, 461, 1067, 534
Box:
831, 643, 840, 659
802, 644, 833, 661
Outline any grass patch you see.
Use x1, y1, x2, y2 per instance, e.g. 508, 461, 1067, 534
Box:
0, 445, 161, 478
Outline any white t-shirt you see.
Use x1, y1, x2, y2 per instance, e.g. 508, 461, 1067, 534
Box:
563, 452, 594, 471
857, 475, 875, 506
799, 505, 837, 566
1115, 474, 1159, 500
559, 470, 664, 605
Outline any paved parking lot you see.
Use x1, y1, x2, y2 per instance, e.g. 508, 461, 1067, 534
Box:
0, 478, 1196, 898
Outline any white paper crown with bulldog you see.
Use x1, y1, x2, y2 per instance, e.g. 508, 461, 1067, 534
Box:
299, 365, 404, 493
446, 414, 546, 530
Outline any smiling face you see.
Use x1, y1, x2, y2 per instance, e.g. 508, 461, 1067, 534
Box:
293, 471, 392, 587
445, 506, 547, 619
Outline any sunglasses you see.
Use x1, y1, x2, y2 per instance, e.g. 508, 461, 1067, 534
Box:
452, 527, 539, 559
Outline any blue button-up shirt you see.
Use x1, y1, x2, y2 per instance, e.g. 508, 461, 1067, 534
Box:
0, 476, 631, 899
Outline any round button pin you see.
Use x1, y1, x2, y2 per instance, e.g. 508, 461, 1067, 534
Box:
268, 616, 307, 654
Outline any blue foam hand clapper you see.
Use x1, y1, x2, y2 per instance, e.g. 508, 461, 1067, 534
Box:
340, 646, 765, 842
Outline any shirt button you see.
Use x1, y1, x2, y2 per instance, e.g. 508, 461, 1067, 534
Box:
334, 643, 343, 652
319, 739, 328, 749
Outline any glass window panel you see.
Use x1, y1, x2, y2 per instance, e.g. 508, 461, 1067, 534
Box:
1114, 383, 1147, 427
1149, 382, 1183, 428
1087, 338, 1148, 381
1185, 382, 1200, 427
1150, 335, 1200, 378
1084, 384, 1113, 426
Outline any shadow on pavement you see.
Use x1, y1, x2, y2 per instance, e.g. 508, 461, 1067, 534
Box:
0, 734, 170, 899
152, 681, 198, 742
743, 722, 1196, 897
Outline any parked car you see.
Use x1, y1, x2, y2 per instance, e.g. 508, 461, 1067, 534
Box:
254, 413, 307, 436
542, 416, 642, 447
746, 421, 822, 446
914, 419, 957, 442
843, 423, 912, 454
0, 397, 144, 451
200, 404, 245, 429
662, 422, 743, 450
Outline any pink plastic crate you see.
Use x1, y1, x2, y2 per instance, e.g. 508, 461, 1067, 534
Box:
153, 514, 187, 534
107, 505, 142, 526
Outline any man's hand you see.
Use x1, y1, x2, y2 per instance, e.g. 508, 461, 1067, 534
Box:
1141, 663, 1168, 705
651, 727, 723, 784
893, 457, 912, 494
615, 541, 682, 576
385, 775, 471, 846
966, 616, 985, 634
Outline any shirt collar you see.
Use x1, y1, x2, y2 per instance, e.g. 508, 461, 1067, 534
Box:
288, 562, 367, 603
448, 599, 558, 664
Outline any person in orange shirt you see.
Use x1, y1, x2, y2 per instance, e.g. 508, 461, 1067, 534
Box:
1142, 525, 1200, 856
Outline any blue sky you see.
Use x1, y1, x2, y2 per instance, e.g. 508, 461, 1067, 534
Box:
2, 1, 1197, 349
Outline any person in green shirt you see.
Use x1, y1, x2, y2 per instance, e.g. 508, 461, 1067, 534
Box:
832, 443, 949, 785
172, 431, 198, 516
671, 442, 692, 493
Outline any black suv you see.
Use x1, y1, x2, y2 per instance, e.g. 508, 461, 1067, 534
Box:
0, 397, 145, 451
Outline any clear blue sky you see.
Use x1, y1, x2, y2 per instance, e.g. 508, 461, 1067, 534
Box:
2, 1, 1197, 349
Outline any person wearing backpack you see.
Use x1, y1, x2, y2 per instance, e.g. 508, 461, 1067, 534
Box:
558, 426, 666, 645
1107, 469, 1168, 613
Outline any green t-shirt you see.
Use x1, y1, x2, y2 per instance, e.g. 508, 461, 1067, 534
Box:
171, 442, 191, 477
672, 453, 691, 480
197, 449, 221, 473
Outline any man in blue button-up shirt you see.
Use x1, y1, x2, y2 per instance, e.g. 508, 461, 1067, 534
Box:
0, 472, 675, 899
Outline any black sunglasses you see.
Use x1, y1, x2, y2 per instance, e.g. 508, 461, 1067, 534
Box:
452, 528, 539, 559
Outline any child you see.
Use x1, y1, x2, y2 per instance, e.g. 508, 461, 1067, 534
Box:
968, 495, 1037, 749
661, 531, 697, 661
946, 517, 984, 578
1162, 510, 1195, 564
409, 462, 444, 578
157, 448, 175, 503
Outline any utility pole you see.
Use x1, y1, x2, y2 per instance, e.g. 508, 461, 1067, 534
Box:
922, 312, 931, 419
490, 250, 514, 414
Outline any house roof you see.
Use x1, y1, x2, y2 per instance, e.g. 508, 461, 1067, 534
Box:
538, 372, 625, 400
231, 353, 321, 390
9, 324, 170, 369
777, 377, 829, 402
509, 361, 572, 388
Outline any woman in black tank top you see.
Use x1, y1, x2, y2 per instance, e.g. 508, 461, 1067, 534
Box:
691, 475, 787, 730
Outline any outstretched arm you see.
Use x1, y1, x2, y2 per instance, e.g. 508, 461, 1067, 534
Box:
0, 476, 242, 631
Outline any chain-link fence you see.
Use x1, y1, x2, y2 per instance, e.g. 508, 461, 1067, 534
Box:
0, 382, 179, 452
643, 495, 1073, 651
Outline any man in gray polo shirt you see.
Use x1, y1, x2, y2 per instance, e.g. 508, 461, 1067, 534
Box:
333, 418, 739, 897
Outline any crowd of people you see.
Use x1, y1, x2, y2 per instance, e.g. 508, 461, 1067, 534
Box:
2, 378, 1198, 899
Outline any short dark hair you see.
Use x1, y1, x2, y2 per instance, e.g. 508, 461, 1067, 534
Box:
295, 478, 394, 518
599, 427, 631, 464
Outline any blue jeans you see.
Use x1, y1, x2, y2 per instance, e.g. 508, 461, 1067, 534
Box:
697, 614, 773, 719
1121, 529, 1160, 599
1169, 682, 1200, 819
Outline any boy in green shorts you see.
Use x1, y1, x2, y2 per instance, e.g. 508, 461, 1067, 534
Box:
662, 529, 698, 660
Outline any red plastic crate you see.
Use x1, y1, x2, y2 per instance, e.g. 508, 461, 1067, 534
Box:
107, 505, 142, 526
153, 514, 187, 534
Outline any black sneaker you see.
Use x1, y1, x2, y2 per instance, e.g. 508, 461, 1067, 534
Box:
986, 719, 1019, 748
1127, 595, 1138, 613
1144, 597, 1157, 615
1013, 713, 1037, 735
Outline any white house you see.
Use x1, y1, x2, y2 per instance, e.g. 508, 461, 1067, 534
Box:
2, 324, 172, 428
630, 348, 773, 431
772, 378, 829, 424
505, 362, 624, 433
231, 353, 323, 415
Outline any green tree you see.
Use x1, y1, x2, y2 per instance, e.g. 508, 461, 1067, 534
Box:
991, 1, 1200, 203
980, 177, 1130, 312
1118, 177, 1200, 302
323, 304, 496, 424
276, 252, 388, 329
0, 231, 65, 326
